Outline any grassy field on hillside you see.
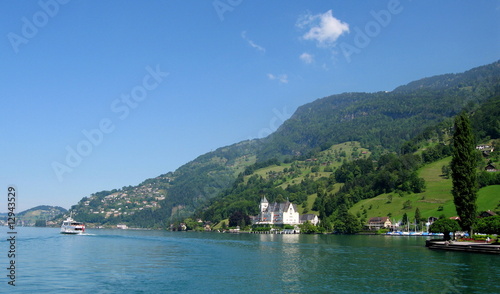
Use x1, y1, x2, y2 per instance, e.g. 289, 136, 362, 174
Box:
477, 185, 500, 212
297, 183, 343, 216
349, 157, 455, 221
297, 193, 317, 215
245, 141, 369, 186
232, 154, 257, 176
240, 140, 498, 225
349, 156, 499, 222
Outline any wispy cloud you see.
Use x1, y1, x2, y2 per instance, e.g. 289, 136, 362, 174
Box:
267, 73, 288, 84
300, 52, 314, 64
241, 31, 266, 53
297, 10, 349, 46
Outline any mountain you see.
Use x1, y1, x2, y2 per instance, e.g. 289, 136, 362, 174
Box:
69, 60, 500, 228
10, 205, 67, 226
68, 140, 260, 227
198, 94, 500, 230
257, 61, 500, 160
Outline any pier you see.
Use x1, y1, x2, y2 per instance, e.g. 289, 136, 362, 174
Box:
250, 229, 299, 234
426, 240, 500, 254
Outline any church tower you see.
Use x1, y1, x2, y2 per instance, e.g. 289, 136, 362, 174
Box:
260, 196, 269, 213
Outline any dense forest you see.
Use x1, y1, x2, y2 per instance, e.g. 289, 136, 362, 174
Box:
258, 62, 499, 161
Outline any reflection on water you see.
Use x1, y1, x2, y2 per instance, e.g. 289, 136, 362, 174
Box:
1, 227, 498, 293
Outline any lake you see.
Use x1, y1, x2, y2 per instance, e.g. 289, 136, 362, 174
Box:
1, 227, 498, 293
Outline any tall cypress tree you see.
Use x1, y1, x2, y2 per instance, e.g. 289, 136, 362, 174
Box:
414, 207, 421, 230
451, 112, 478, 233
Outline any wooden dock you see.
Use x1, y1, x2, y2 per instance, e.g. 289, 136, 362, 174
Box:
426, 240, 500, 254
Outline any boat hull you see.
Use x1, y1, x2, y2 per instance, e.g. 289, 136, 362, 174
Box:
60, 230, 83, 234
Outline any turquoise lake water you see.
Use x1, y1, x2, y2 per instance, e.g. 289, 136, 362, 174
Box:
0, 227, 498, 293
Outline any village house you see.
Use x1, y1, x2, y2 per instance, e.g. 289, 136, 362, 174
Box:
300, 214, 320, 226
476, 144, 495, 157
476, 144, 494, 151
427, 216, 438, 224
485, 163, 497, 172
367, 217, 392, 231
479, 210, 497, 218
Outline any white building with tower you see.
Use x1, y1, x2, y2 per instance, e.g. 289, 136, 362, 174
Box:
254, 196, 301, 225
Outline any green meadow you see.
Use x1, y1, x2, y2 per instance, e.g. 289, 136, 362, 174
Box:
350, 156, 499, 221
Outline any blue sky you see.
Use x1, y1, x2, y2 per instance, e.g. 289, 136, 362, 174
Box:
1, 0, 499, 211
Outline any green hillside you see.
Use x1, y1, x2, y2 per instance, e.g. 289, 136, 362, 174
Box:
68, 60, 499, 228
16, 205, 67, 225
349, 157, 452, 221
198, 142, 366, 223
477, 185, 500, 212
199, 87, 500, 231
349, 157, 500, 222
259, 61, 500, 161
68, 140, 259, 227
204, 137, 498, 230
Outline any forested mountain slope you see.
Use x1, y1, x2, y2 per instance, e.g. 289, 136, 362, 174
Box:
198, 94, 500, 231
258, 61, 500, 160
69, 61, 499, 228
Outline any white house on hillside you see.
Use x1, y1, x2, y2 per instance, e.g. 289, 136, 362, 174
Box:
300, 214, 320, 226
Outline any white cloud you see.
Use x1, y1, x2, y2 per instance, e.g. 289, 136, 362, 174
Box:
241, 31, 266, 53
300, 52, 314, 64
298, 10, 349, 46
267, 73, 288, 84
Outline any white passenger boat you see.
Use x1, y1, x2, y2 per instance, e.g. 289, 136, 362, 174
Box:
60, 217, 85, 234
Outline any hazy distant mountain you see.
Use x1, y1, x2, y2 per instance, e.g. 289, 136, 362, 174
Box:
11, 205, 68, 226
